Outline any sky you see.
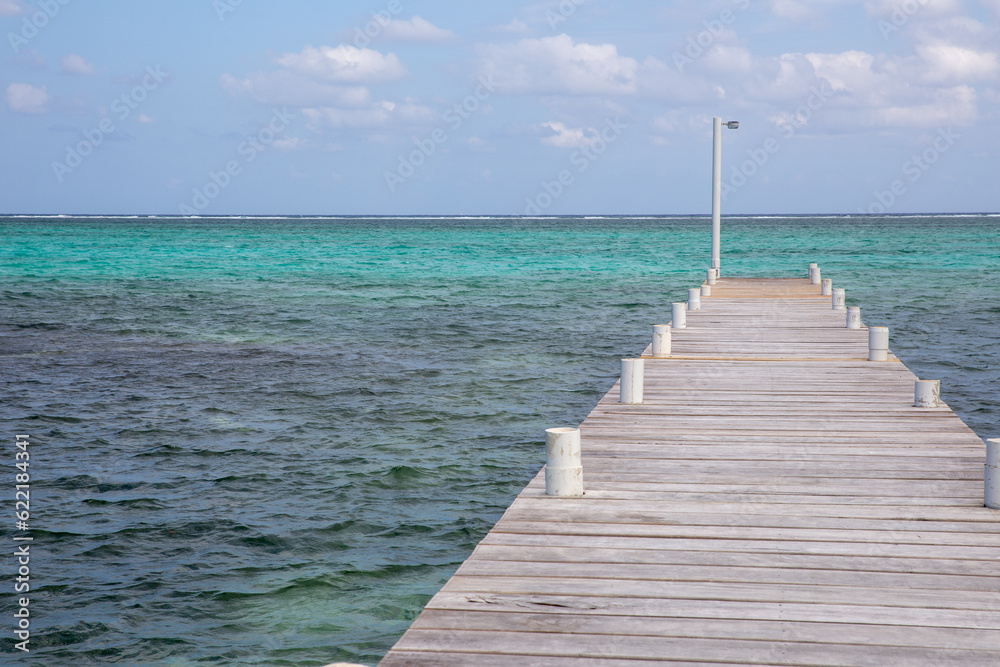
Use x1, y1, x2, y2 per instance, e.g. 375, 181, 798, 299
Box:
1, 0, 998, 216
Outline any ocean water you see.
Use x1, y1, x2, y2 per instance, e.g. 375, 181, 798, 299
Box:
1, 215, 998, 666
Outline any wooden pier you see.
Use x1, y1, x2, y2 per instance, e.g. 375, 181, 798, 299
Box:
379, 277, 1000, 666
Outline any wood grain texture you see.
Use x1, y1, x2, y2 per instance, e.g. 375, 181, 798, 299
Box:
379, 277, 999, 666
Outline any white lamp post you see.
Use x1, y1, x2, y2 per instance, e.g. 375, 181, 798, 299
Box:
712, 117, 740, 276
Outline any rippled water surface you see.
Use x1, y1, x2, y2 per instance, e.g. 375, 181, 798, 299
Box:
1, 216, 998, 665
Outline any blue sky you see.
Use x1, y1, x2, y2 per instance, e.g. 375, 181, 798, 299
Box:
1, 0, 997, 215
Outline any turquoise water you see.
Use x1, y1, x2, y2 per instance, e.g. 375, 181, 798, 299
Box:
1, 215, 998, 665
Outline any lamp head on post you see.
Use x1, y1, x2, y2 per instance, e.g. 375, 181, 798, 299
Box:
725, 121, 740, 129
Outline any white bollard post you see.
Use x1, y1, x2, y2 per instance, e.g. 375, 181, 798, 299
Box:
707, 268, 717, 286
846, 306, 862, 329
808, 263, 818, 277
986, 439, 999, 509
545, 427, 583, 497
652, 324, 671, 358
821, 278, 832, 296
914, 380, 940, 408
868, 326, 889, 361
810, 267, 822, 285
701, 284, 711, 297
688, 288, 701, 311
672, 302, 687, 329
832, 288, 846, 310
620, 358, 644, 404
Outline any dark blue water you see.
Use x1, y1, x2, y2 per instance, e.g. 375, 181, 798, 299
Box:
1, 215, 998, 665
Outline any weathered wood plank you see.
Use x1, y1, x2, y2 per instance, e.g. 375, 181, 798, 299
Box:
391, 629, 1000, 666
454, 560, 1000, 592
424, 592, 1000, 630
438, 575, 1000, 612
466, 544, 1000, 577
409, 610, 1000, 651
480, 531, 1000, 560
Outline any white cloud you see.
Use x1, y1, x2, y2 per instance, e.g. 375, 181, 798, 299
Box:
275, 45, 406, 84
303, 100, 436, 129
636, 57, 722, 104
874, 85, 979, 126
0, 0, 24, 17
697, 39, 757, 75
475, 27, 991, 131
60, 53, 96, 76
865, 0, 962, 16
380, 16, 454, 42
915, 42, 999, 83
223, 43, 431, 135
493, 18, 530, 34
272, 137, 304, 151
138, 113, 155, 124
6, 83, 49, 114
479, 34, 639, 95
220, 71, 371, 108
652, 112, 684, 134
539, 121, 598, 148
770, 0, 820, 21
805, 51, 876, 92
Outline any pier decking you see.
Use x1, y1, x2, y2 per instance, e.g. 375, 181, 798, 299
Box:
380, 277, 1000, 666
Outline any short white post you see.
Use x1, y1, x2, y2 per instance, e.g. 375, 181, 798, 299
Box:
832, 288, 846, 310
914, 380, 940, 408
868, 326, 889, 361
688, 288, 701, 311
986, 439, 999, 509
821, 278, 832, 296
652, 324, 671, 358
846, 306, 862, 329
810, 267, 822, 285
620, 358, 644, 404
701, 284, 711, 297
545, 427, 583, 497
672, 302, 687, 329
706, 268, 717, 286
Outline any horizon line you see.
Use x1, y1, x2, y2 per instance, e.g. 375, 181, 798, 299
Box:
3, 212, 999, 220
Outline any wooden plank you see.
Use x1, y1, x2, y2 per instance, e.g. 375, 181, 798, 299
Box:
479, 531, 1000, 560
454, 560, 1000, 593
425, 592, 1000, 630
381, 652, 770, 667
438, 575, 1000, 611
379, 277, 1000, 666
466, 544, 1000, 577
409, 610, 1000, 651
391, 629, 1000, 666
